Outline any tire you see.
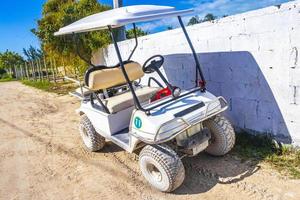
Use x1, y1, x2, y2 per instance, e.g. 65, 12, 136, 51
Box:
139, 145, 185, 192
203, 115, 235, 156
79, 114, 105, 152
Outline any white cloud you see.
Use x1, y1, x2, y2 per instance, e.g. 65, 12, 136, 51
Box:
138, 17, 182, 32
138, 0, 291, 32
184, 0, 291, 18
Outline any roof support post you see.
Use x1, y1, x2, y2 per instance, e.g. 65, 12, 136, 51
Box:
127, 23, 138, 61
108, 26, 144, 111
178, 16, 206, 91
113, 0, 126, 41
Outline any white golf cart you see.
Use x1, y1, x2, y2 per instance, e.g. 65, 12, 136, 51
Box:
55, 5, 235, 192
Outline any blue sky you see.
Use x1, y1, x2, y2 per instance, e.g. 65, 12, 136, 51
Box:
0, 0, 291, 56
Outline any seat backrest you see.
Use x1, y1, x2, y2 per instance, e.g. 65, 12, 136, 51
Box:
86, 61, 144, 91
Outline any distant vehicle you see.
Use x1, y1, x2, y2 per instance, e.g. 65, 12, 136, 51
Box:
55, 5, 235, 192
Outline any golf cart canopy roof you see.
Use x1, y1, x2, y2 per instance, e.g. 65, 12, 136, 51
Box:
54, 5, 194, 36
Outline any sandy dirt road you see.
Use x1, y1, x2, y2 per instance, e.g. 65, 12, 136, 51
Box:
0, 81, 299, 200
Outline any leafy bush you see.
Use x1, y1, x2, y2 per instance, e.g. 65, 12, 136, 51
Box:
0, 73, 14, 82
0, 68, 7, 75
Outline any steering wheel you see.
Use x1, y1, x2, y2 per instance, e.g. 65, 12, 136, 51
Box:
142, 55, 164, 74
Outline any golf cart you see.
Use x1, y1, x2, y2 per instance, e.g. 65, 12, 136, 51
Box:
55, 5, 235, 192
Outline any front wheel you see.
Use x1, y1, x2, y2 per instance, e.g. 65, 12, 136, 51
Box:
203, 115, 235, 156
79, 114, 105, 152
139, 145, 185, 192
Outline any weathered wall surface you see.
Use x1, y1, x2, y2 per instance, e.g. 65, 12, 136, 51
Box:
93, 1, 300, 145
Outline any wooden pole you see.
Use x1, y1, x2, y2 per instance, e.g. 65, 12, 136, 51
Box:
24, 62, 29, 80
50, 57, 56, 83
24, 62, 27, 79
28, 62, 31, 79
33, 60, 37, 80
53, 59, 59, 80
26, 62, 32, 80
20, 65, 24, 80
38, 58, 44, 81
28, 61, 32, 80
31, 60, 36, 81
43, 57, 50, 81
14, 65, 18, 79
19, 66, 22, 79
62, 57, 66, 82
36, 59, 42, 81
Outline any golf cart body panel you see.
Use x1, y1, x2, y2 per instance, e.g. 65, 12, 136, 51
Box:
76, 88, 228, 152
131, 91, 227, 143
54, 5, 193, 36
77, 103, 140, 152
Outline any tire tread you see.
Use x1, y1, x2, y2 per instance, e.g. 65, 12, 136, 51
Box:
204, 115, 235, 156
139, 145, 185, 192
79, 114, 105, 151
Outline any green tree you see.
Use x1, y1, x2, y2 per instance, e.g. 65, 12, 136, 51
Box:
187, 14, 217, 26
32, 0, 111, 71
125, 27, 148, 39
23, 45, 43, 61
187, 16, 200, 26
0, 50, 25, 77
203, 13, 217, 22
167, 26, 173, 30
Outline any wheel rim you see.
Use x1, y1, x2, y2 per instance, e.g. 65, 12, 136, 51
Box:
146, 163, 162, 182
82, 128, 89, 137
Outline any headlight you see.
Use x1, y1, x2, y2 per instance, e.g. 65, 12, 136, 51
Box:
172, 87, 181, 97
155, 119, 188, 142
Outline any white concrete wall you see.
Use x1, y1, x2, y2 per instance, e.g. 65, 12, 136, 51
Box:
93, 1, 300, 145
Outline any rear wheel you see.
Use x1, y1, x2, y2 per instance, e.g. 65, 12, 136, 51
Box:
139, 145, 185, 192
203, 115, 235, 156
79, 114, 105, 151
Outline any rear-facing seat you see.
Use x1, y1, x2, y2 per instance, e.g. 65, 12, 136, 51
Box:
103, 86, 158, 113
85, 61, 160, 113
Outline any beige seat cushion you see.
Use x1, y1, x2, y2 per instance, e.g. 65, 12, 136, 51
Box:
88, 62, 144, 91
104, 87, 159, 113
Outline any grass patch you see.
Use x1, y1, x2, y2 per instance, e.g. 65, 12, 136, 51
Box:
233, 132, 300, 178
0, 77, 15, 82
0, 74, 15, 82
21, 80, 77, 95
